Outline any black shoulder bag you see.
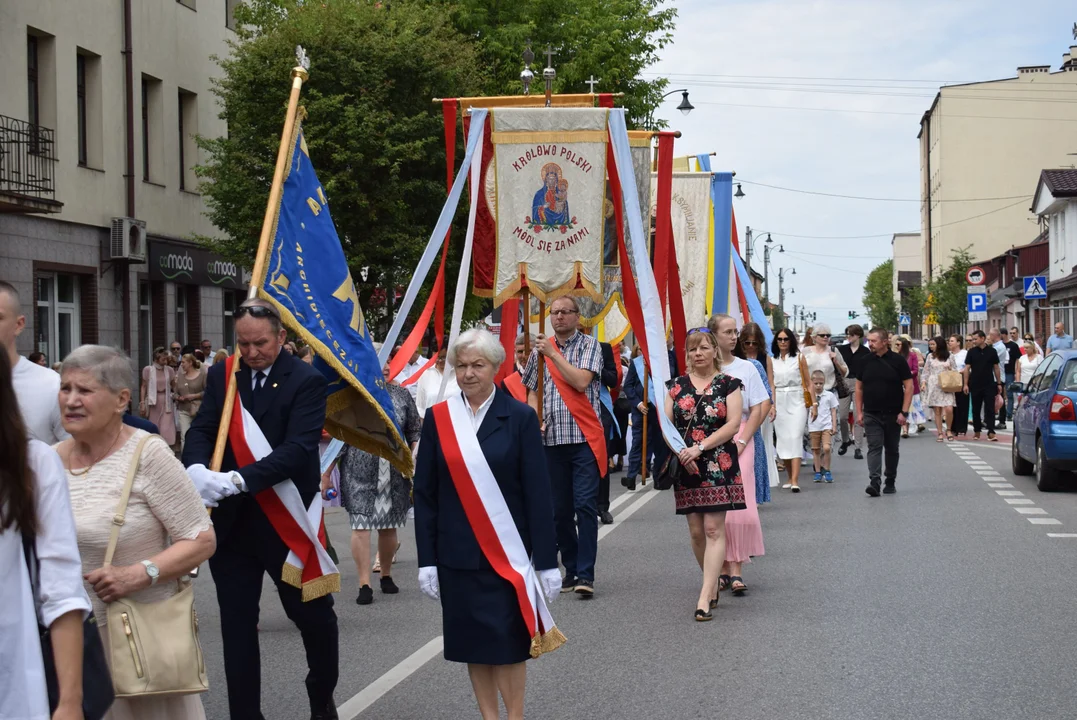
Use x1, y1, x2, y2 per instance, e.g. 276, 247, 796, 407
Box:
654, 391, 709, 491
22, 531, 115, 720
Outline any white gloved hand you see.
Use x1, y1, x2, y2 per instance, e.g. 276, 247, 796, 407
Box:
539, 569, 562, 603
417, 566, 440, 601
186, 464, 241, 507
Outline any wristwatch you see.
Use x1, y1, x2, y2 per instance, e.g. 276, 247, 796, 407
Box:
140, 560, 160, 586
696, 442, 705, 454
735, 438, 747, 447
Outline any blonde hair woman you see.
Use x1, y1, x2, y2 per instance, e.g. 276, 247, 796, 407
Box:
1016, 341, 1042, 383
173, 352, 205, 452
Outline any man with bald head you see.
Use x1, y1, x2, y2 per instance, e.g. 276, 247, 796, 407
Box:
0, 280, 68, 443
183, 298, 339, 720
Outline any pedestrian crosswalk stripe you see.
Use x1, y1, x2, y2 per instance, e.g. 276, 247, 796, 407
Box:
1028, 518, 1062, 525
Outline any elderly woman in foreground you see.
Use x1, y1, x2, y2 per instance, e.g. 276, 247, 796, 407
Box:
55, 345, 216, 720
413, 328, 562, 720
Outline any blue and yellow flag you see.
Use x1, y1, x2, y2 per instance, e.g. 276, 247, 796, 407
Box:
257, 118, 410, 474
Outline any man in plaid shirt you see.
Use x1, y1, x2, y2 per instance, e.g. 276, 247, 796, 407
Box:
522, 295, 604, 599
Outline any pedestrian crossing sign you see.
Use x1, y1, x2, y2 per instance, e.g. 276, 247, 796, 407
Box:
1023, 275, 1047, 299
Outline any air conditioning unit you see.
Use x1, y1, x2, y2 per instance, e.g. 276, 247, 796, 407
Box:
110, 217, 147, 262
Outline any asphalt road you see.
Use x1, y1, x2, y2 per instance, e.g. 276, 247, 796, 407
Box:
192, 431, 1077, 719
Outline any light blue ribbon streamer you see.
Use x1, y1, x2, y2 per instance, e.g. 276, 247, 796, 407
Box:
632, 356, 657, 405
320, 437, 344, 474
700, 157, 733, 316
378, 108, 490, 366
598, 385, 621, 438
608, 110, 684, 453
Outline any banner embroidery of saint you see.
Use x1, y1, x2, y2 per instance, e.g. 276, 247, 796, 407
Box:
490, 108, 609, 305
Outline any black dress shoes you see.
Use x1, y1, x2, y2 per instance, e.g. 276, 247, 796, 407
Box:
599, 510, 614, 525
621, 474, 637, 491
854, 449, 863, 460
837, 441, 849, 456
311, 702, 339, 720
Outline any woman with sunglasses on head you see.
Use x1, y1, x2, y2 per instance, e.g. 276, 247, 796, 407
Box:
708, 315, 769, 597
735, 323, 778, 504
664, 328, 745, 620
770, 328, 810, 491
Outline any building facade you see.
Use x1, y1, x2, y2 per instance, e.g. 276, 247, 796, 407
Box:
1035, 169, 1077, 334
0, 0, 241, 372
891, 232, 923, 337
918, 41, 1077, 281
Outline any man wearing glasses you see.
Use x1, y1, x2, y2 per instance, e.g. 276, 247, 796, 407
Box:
183, 299, 339, 719
522, 295, 604, 599
200, 338, 215, 365
169, 342, 182, 362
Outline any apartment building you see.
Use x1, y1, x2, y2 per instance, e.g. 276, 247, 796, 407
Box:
918, 39, 1077, 281
0, 0, 241, 371
891, 231, 923, 336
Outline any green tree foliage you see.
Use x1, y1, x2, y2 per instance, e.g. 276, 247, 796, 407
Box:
441, 0, 677, 129
196, 0, 486, 335
863, 259, 897, 331
923, 247, 974, 330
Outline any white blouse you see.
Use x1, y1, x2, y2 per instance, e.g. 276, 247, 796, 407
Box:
0, 441, 92, 720
804, 347, 848, 391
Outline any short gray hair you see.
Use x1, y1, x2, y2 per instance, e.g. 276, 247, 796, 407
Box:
514, 332, 536, 347
448, 329, 505, 367
61, 345, 137, 395
813, 322, 832, 336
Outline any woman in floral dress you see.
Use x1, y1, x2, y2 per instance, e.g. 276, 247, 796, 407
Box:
665, 329, 745, 622
921, 335, 957, 442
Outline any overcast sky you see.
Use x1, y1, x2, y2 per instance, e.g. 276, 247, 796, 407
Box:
646, 0, 1075, 333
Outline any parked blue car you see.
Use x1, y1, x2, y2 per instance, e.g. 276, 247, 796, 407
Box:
1011, 349, 1077, 491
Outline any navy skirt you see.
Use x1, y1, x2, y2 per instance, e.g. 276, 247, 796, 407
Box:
439, 566, 531, 665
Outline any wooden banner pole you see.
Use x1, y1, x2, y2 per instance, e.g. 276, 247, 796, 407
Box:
537, 300, 546, 431
641, 365, 649, 486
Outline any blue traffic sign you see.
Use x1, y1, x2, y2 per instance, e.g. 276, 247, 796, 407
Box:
1023, 275, 1047, 299
967, 293, 987, 312
898, 313, 910, 326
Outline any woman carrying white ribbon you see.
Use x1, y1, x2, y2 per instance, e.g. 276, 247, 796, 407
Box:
413, 329, 563, 720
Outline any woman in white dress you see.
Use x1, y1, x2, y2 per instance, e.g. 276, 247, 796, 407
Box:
770, 328, 810, 492
1016, 341, 1043, 383
921, 336, 956, 442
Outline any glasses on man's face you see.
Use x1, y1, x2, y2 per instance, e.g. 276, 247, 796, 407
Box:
549, 309, 578, 317
236, 304, 281, 320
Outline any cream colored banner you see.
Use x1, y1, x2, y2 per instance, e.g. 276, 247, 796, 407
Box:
650, 172, 713, 330
491, 108, 609, 304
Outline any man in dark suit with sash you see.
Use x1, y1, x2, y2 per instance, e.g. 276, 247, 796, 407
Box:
183, 299, 339, 720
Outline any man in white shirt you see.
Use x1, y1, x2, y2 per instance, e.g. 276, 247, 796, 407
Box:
0, 281, 69, 443
415, 349, 459, 415
394, 346, 428, 400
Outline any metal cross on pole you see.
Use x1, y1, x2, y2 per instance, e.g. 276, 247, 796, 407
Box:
585, 75, 600, 94
542, 44, 556, 107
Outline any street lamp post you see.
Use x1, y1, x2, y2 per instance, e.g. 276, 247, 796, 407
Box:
762, 234, 777, 303
647, 88, 694, 126
778, 266, 796, 323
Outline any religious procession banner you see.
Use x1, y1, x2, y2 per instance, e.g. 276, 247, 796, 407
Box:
649, 172, 713, 331
486, 107, 610, 305
578, 131, 652, 344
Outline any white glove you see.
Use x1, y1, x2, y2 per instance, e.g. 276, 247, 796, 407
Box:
539, 569, 562, 603
186, 464, 241, 507
418, 566, 440, 601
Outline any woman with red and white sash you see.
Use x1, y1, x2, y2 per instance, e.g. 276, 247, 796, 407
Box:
413, 329, 563, 720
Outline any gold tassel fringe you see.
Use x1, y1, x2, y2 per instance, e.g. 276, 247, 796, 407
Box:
280, 564, 341, 602
529, 626, 567, 658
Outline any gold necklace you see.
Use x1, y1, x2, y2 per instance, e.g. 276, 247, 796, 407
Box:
68, 424, 125, 476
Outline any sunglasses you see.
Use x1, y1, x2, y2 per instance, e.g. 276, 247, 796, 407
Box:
816, 333, 831, 338
236, 304, 281, 320
776, 336, 791, 342
687, 327, 712, 335
742, 340, 758, 346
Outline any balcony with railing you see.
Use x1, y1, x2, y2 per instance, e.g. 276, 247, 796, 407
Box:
0, 114, 63, 213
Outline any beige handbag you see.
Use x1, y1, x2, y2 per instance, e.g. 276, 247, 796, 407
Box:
104, 434, 209, 698
939, 370, 963, 393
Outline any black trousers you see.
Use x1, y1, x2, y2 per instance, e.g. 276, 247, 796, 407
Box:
209, 499, 339, 720
952, 389, 970, 434
864, 413, 901, 488
970, 385, 997, 434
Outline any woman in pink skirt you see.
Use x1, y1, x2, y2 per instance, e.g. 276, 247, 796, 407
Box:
708, 314, 768, 596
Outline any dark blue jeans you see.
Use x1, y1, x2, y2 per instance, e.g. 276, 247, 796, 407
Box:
627, 408, 670, 478
545, 443, 600, 583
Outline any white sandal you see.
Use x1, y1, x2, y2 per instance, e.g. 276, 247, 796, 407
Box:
781, 483, 792, 490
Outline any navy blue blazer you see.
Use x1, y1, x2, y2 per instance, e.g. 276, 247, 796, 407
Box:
182, 350, 327, 543
413, 388, 557, 572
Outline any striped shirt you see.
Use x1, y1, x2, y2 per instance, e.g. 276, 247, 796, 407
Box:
521, 330, 603, 446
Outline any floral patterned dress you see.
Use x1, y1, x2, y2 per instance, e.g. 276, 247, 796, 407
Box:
667, 373, 747, 515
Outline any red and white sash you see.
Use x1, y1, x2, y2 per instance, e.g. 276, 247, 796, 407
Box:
502, 371, 528, 403
226, 356, 340, 601
431, 394, 566, 658
544, 344, 608, 476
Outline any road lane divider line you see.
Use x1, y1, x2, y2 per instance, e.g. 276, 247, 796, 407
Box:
1015, 507, 1048, 514
1005, 499, 1035, 505
342, 487, 663, 717
1047, 533, 1077, 538
1029, 518, 1062, 525
996, 490, 1024, 496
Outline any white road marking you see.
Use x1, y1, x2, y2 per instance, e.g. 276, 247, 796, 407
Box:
341, 487, 663, 717
1015, 507, 1048, 515
337, 638, 444, 719
1029, 518, 1063, 525
966, 462, 992, 467
1047, 533, 1077, 538
1005, 498, 1035, 505
988, 483, 1014, 488
996, 490, 1025, 496
976, 470, 1001, 476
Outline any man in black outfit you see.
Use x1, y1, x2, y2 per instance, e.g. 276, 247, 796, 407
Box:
855, 328, 913, 497
998, 328, 1021, 430
597, 340, 619, 524
183, 299, 338, 720
962, 329, 1003, 441
837, 324, 870, 459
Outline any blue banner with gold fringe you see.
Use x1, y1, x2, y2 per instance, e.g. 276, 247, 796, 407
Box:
256, 119, 410, 474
